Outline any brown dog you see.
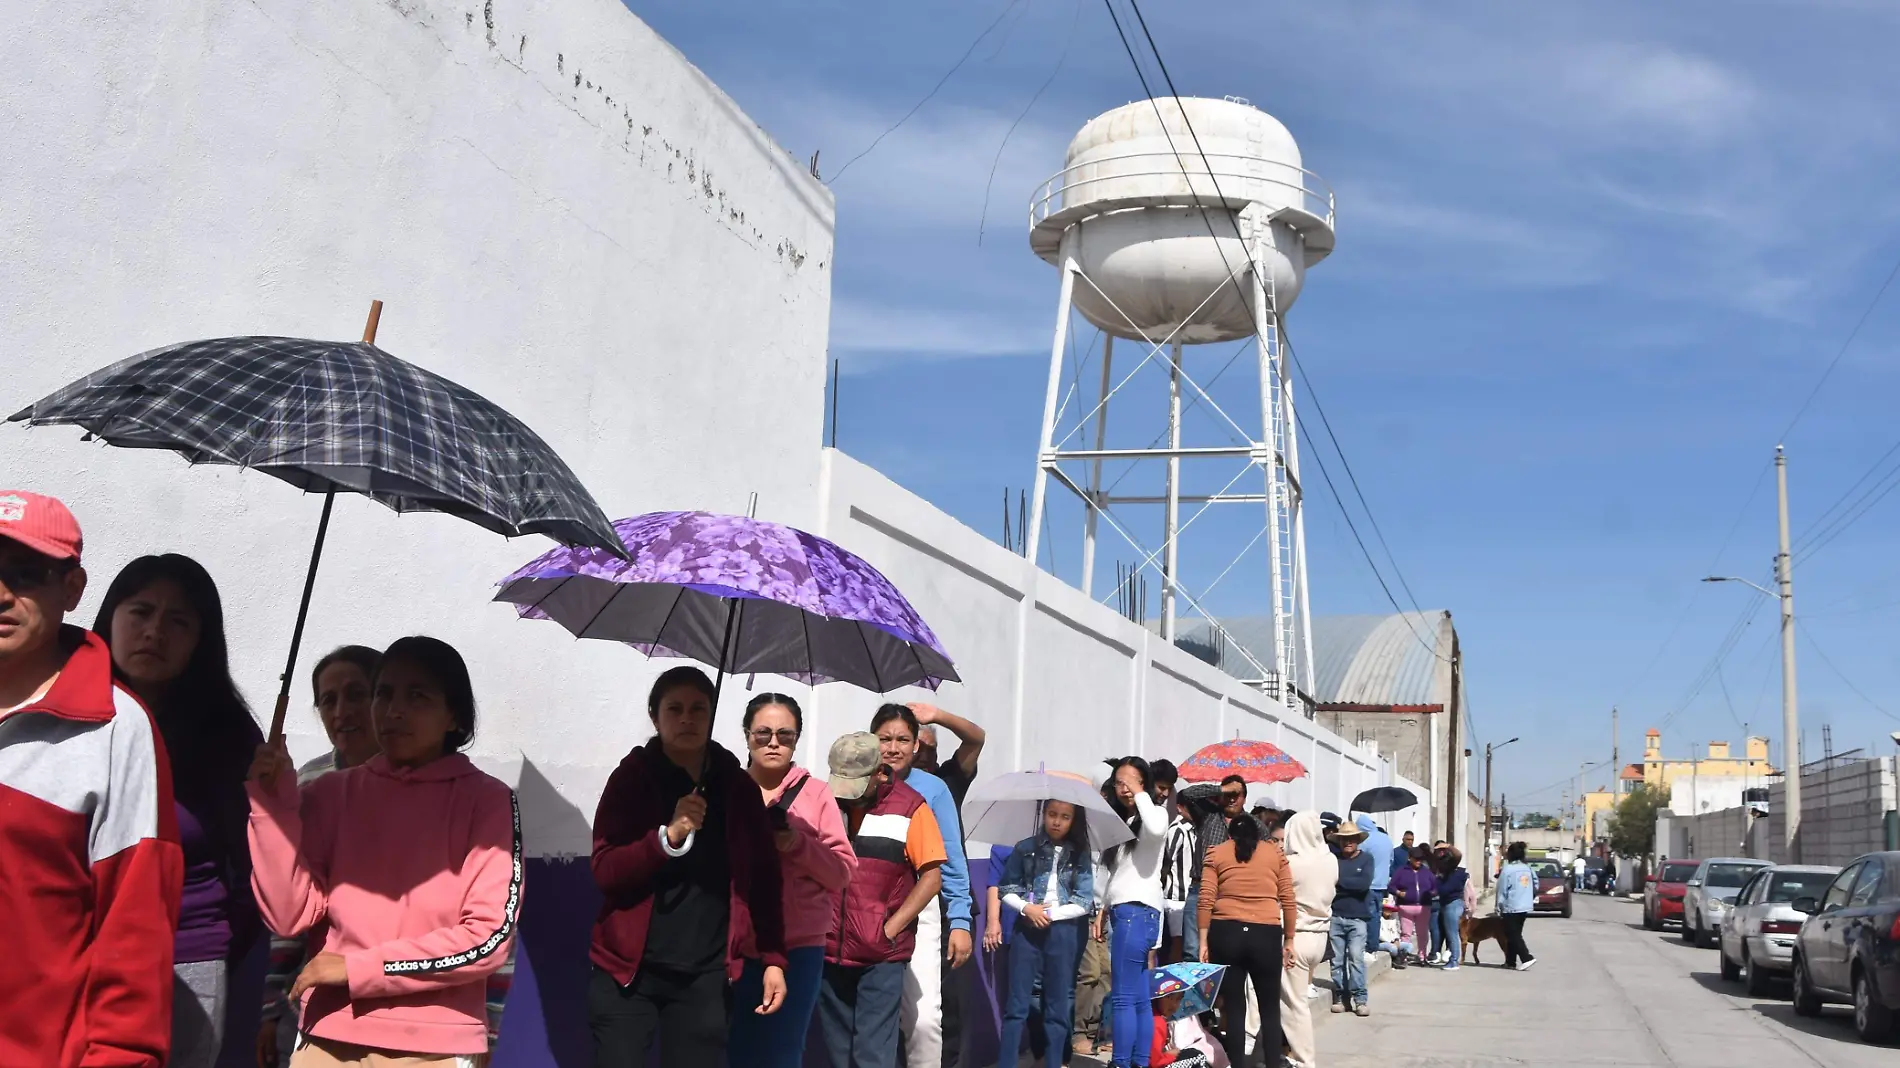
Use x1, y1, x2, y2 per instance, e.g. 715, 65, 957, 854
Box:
1460, 912, 1509, 965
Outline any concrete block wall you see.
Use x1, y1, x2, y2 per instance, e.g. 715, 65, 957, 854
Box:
1670, 758, 1899, 867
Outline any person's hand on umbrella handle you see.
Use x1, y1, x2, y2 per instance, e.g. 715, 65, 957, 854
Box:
248, 741, 293, 794
666, 793, 707, 848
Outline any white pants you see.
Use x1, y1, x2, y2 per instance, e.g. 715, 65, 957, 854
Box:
1280, 930, 1328, 1067
901, 895, 944, 1068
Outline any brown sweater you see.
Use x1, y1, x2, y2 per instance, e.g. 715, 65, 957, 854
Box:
1197, 839, 1298, 933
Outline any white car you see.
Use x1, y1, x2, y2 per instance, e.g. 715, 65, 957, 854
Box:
1717, 864, 1839, 994
1682, 857, 1770, 949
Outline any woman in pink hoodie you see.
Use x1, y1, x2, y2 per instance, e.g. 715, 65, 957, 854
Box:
247, 636, 520, 1066
729, 693, 857, 1067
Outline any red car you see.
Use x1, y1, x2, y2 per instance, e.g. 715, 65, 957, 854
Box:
1532, 858, 1573, 918
1645, 859, 1700, 929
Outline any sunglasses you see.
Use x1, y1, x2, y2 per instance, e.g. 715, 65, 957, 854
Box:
0, 559, 71, 592
748, 728, 799, 748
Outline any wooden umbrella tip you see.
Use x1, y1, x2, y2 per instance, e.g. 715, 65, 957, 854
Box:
362, 300, 385, 345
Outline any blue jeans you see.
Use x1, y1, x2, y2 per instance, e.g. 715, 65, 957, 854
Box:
1107, 904, 1160, 1067
1181, 888, 1200, 962
1441, 899, 1466, 965
998, 918, 1084, 1068
818, 960, 907, 1068
730, 946, 825, 1068
1327, 917, 1368, 1005
1426, 901, 1444, 958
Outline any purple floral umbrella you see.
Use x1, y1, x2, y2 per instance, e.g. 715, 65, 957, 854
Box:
494, 510, 959, 691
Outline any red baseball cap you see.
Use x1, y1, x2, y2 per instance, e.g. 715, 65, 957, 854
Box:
0, 490, 84, 563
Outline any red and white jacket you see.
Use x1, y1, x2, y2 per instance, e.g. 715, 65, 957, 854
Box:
0, 627, 183, 1068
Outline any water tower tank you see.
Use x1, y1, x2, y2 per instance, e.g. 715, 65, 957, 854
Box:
1029, 97, 1334, 343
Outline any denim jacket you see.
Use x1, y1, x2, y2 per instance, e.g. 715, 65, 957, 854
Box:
996, 833, 1095, 911
1497, 861, 1536, 914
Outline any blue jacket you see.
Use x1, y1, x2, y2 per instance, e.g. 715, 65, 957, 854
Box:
905, 769, 973, 932
1497, 861, 1536, 914
996, 833, 1094, 913
1437, 867, 1470, 905
1356, 816, 1393, 892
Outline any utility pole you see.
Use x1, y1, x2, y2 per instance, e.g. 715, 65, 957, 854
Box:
1484, 744, 1495, 887
1612, 706, 1619, 788
1776, 444, 1802, 861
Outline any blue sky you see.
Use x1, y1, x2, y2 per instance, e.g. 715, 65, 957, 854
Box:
636, 0, 1900, 807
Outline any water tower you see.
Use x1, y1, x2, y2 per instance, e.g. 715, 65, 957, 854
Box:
1023, 95, 1334, 711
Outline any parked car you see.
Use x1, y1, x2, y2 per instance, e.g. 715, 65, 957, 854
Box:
1646, 858, 1701, 929
1791, 851, 1900, 1043
1717, 864, 1839, 994
1682, 857, 1770, 948
1531, 857, 1573, 918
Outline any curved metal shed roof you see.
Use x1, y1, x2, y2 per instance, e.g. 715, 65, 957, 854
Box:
1309, 611, 1454, 707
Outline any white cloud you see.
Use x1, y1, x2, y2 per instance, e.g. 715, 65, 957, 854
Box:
829, 295, 1046, 361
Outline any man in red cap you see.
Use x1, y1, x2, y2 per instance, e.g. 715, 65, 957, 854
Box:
0, 490, 182, 1067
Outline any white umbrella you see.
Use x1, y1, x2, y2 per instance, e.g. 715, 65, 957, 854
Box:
963, 770, 1133, 853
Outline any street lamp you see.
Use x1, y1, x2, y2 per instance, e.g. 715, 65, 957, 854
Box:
1704, 570, 1800, 861
1483, 737, 1519, 885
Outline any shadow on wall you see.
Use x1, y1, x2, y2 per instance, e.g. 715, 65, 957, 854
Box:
493, 758, 600, 1068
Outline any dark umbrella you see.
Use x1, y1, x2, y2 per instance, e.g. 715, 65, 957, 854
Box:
1351, 785, 1419, 813
495, 509, 959, 694
10, 302, 623, 736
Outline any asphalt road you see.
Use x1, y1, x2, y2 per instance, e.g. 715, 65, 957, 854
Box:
1313, 892, 1892, 1067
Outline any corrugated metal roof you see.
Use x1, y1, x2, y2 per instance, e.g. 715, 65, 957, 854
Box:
1180, 611, 1454, 707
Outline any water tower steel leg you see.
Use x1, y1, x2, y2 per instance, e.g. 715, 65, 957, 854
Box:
1081, 335, 1114, 598
1286, 323, 1315, 712
1017, 243, 1078, 770
1162, 338, 1183, 641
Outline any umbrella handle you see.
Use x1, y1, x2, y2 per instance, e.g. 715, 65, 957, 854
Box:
268, 489, 336, 743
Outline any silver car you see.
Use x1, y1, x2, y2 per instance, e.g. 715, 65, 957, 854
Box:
1682, 857, 1770, 948
1718, 864, 1840, 994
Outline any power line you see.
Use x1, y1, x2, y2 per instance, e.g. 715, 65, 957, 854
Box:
1777, 246, 1900, 442
830, 0, 1029, 181
1096, 0, 1447, 664
1801, 625, 1900, 723
978, 0, 1083, 245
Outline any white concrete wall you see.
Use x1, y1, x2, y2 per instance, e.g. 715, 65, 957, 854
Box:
805, 450, 1419, 842
2, 0, 834, 854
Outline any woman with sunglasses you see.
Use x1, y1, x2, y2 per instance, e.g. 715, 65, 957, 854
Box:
729, 693, 857, 1068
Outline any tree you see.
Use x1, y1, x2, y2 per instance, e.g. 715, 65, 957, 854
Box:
1516, 811, 1555, 829
1608, 783, 1671, 857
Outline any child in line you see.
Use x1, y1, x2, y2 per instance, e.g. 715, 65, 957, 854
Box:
1148, 976, 1227, 1068
996, 800, 1095, 1068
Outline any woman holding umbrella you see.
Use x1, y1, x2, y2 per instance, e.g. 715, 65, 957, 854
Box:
246, 636, 521, 1066
728, 693, 855, 1068
588, 666, 787, 1066
993, 798, 1094, 1068
93, 554, 262, 1068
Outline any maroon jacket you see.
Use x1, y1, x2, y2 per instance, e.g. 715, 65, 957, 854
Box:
590, 741, 784, 984
827, 778, 930, 968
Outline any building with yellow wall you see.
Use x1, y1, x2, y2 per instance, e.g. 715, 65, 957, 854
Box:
1575, 728, 1777, 847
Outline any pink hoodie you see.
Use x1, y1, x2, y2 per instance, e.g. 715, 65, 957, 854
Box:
740, 764, 856, 953
248, 753, 520, 1056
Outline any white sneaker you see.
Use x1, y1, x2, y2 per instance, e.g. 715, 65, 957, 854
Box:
1515, 958, 1537, 972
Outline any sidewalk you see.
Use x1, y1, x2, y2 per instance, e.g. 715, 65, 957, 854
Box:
1067, 950, 1395, 1067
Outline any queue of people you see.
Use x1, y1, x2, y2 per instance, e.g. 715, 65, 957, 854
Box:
2, 487, 1501, 1068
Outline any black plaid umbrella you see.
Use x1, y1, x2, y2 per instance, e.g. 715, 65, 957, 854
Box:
9, 302, 624, 735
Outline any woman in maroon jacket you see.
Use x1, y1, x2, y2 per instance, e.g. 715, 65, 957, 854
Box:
589, 666, 787, 1066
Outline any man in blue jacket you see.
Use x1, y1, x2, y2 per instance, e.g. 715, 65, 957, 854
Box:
1357, 815, 1394, 910
874, 705, 974, 1068
1329, 821, 1376, 1016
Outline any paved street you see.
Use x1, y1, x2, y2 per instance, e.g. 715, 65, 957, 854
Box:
1316, 893, 1889, 1067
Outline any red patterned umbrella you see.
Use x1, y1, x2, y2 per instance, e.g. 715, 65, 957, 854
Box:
1178, 739, 1307, 785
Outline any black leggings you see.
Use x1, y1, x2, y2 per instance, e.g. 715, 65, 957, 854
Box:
1504, 914, 1535, 968
1207, 919, 1283, 1068
588, 964, 730, 1068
